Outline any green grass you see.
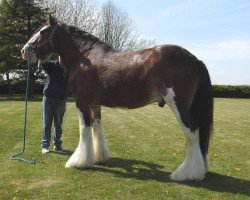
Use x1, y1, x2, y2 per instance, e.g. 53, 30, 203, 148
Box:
0, 97, 249, 199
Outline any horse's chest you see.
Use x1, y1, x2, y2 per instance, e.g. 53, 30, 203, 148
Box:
69, 70, 97, 93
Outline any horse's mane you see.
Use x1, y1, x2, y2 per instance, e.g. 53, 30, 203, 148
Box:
61, 24, 113, 52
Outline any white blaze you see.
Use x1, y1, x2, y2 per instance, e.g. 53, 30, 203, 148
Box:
21, 25, 49, 62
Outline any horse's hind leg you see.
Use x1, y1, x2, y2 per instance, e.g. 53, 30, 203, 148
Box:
65, 107, 94, 168
91, 106, 110, 164
162, 87, 206, 181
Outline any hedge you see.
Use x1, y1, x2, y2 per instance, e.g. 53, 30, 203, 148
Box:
213, 85, 250, 98
0, 80, 43, 95
0, 81, 250, 98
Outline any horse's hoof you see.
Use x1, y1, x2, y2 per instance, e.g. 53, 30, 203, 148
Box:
94, 151, 110, 164
65, 148, 94, 169
170, 163, 205, 182
65, 159, 94, 169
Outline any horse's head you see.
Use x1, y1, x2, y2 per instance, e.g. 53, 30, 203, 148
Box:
21, 15, 58, 63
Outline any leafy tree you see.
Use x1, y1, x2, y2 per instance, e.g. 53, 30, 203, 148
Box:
0, 0, 47, 95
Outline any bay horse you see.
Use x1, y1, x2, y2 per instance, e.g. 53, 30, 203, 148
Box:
21, 15, 213, 182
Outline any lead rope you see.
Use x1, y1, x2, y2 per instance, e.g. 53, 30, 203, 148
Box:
10, 52, 36, 164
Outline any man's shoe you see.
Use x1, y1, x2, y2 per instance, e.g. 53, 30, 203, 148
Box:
42, 148, 50, 154
54, 145, 63, 151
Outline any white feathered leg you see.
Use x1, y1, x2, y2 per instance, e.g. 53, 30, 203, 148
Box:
170, 127, 206, 181
65, 109, 94, 168
162, 87, 206, 181
92, 119, 110, 164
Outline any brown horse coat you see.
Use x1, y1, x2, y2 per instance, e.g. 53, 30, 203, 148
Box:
21, 16, 213, 182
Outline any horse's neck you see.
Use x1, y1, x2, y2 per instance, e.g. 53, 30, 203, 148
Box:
82, 43, 116, 66
56, 33, 82, 72
55, 27, 114, 70
60, 50, 81, 68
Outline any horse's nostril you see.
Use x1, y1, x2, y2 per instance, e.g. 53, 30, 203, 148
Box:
21, 49, 24, 54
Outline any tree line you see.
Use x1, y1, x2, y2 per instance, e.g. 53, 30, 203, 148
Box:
0, 0, 156, 96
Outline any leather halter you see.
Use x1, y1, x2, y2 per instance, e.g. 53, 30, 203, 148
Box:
31, 25, 58, 53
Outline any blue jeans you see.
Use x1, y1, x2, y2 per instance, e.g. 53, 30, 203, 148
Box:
42, 97, 66, 148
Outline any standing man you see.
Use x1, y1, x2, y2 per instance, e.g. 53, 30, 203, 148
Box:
40, 59, 69, 154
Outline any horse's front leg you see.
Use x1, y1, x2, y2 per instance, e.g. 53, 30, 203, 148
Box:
65, 107, 94, 168
91, 106, 110, 164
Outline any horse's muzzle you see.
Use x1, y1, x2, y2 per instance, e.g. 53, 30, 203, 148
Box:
21, 44, 32, 60
21, 45, 38, 63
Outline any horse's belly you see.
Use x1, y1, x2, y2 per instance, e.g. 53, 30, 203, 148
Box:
100, 90, 151, 109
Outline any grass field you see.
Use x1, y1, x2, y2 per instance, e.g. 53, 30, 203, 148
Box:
0, 97, 249, 199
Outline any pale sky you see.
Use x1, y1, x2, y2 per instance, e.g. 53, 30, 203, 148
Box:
107, 0, 250, 85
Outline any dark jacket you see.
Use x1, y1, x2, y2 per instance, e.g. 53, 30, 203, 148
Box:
41, 61, 69, 100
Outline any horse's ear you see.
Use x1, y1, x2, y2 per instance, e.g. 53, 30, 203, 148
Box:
48, 14, 57, 28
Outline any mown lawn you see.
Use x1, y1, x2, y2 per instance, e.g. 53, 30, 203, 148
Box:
0, 97, 249, 199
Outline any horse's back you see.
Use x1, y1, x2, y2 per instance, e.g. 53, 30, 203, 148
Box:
153, 44, 201, 81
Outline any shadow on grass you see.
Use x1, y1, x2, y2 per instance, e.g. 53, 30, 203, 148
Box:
184, 172, 250, 196
93, 157, 170, 182
88, 157, 250, 197
49, 149, 74, 156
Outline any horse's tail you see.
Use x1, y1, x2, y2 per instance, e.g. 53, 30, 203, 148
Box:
191, 61, 213, 169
